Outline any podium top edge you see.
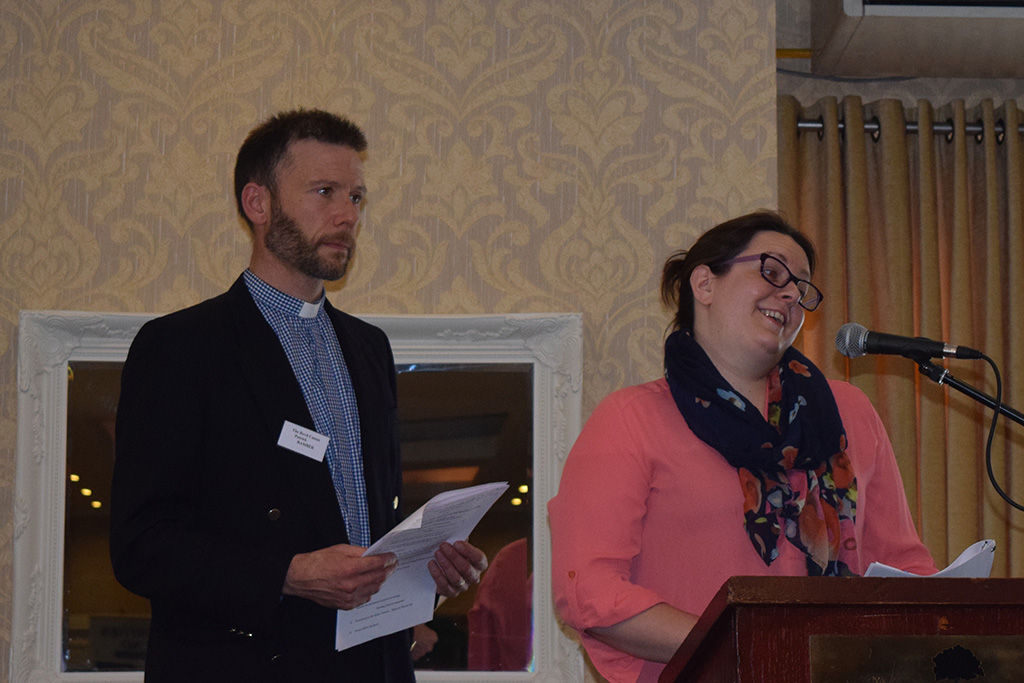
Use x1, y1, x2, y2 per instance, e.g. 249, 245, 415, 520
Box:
721, 576, 1024, 607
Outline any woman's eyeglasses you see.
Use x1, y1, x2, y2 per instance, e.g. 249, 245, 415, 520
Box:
714, 253, 823, 311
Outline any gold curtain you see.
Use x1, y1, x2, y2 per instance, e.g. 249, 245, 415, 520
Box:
778, 95, 1024, 577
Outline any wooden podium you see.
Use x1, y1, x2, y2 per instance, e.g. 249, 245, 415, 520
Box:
659, 576, 1024, 683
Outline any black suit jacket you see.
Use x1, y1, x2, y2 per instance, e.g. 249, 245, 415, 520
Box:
110, 276, 414, 683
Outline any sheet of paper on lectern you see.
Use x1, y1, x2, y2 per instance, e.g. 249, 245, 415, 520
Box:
864, 539, 996, 578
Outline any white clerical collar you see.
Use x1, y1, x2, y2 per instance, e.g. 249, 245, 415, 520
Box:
298, 299, 321, 318
244, 269, 325, 319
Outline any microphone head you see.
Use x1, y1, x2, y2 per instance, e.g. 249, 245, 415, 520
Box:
835, 322, 869, 358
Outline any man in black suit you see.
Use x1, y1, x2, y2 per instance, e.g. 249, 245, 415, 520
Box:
110, 109, 488, 683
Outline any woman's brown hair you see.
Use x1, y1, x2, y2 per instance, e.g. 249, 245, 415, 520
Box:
661, 211, 816, 332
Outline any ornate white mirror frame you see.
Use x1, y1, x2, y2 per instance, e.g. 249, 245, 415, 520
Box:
14, 310, 584, 683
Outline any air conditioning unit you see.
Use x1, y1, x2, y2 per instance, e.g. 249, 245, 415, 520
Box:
811, 1, 1024, 78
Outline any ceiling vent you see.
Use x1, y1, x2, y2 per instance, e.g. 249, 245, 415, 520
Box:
811, 1, 1024, 78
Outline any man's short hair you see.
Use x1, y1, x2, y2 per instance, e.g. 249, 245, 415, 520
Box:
233, 109, 368, 229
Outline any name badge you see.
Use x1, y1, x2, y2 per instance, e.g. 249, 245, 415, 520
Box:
277, 421, 329, 462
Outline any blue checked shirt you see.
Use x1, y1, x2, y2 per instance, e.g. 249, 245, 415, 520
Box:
244, 270, 371, 547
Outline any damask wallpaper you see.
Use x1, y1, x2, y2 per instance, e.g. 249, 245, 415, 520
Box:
0, 0, 778, 677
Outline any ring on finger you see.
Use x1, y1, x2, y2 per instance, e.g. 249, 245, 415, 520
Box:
455, 578, 468, 590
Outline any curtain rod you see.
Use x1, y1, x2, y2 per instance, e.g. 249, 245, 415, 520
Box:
797, 118, 1024, 136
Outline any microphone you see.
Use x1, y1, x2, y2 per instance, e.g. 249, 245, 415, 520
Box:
835, 322, 982, 360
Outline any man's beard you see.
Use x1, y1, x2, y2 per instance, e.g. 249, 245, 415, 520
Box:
264, 201, 353, 282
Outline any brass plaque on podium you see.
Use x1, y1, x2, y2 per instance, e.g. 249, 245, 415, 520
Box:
810, 635, 1024, 682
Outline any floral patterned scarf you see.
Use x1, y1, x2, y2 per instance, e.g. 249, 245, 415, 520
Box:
664, 329, 858, 576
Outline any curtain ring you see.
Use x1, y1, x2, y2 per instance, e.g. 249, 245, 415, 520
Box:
944, 119, 955, 143
974, 119, 984, 145
996, 119, 1006, 145
816, 114, 825, 141
868, 116, 881, 142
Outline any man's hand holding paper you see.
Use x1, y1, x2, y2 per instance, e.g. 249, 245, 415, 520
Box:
335, 482, 509, 650
284, 544, 398, 611
429, 540, 489, 598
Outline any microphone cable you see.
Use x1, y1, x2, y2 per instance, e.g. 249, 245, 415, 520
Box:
976, 353, 1024, 512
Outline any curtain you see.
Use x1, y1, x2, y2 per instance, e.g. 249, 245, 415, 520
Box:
778, 95, 1024, 577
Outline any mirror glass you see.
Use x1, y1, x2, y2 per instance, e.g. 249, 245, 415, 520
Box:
64, 361, 146, 670
61, 360, 534, 673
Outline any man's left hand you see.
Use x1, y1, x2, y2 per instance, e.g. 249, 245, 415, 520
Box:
428, 540, 488, 598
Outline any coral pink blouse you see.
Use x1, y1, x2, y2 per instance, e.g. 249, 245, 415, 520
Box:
548, 378, 936, 683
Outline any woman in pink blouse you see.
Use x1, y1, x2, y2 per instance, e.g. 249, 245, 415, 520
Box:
548, 211, 936, 683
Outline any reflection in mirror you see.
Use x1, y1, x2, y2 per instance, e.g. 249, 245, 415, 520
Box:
64, 361, 147, 670
16, 311, 582, 683
61, 361, 534, 673
397, 363, 533, 671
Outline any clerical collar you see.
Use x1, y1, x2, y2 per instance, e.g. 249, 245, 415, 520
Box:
243, 269, 324, 319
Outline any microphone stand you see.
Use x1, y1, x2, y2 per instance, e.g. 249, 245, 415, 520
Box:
915, 358, 1024, 427
913, 353, 1024, 512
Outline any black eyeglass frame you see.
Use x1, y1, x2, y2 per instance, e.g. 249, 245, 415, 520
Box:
713, 252, 823, 311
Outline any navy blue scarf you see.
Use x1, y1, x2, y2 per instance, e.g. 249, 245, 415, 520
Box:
664, 330, 858, 576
